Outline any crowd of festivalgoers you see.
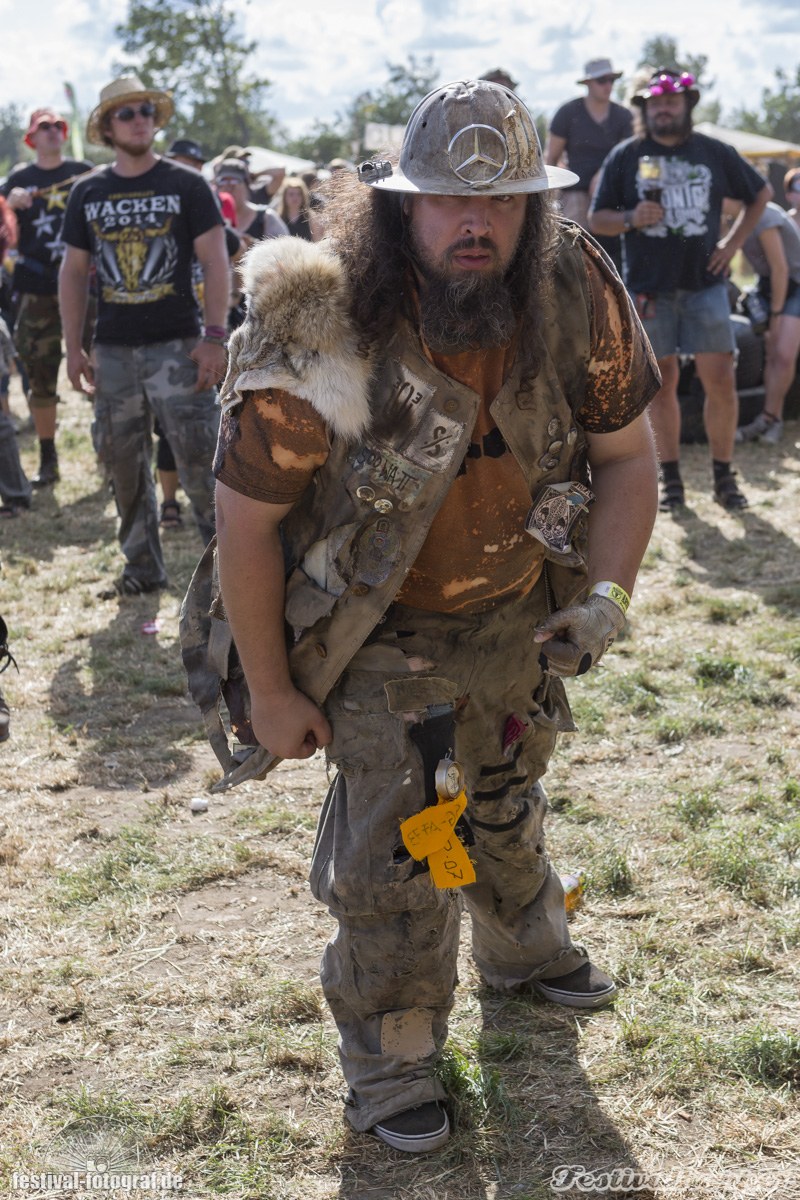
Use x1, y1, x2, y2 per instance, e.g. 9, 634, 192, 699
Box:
0, 62, 798, 742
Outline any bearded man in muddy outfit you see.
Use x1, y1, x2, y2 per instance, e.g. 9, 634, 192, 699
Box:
190, 80, 660, 1153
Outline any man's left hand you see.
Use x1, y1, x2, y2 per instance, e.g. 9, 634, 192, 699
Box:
533, 594, 626, 677
190, 339, 227, 393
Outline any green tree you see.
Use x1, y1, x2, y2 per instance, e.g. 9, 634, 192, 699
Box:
282, 121, 351, 166
729, 67, 800, 145
344, 54, 439, 155
0, 104, 25, 175
116, 0, 282, 156
637, 36, 710, 89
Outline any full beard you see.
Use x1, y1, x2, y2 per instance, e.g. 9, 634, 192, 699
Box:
412, 237, 518, 354
647, 109, 692, 141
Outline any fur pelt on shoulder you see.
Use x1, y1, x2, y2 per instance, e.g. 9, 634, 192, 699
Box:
219, 237, 373, 442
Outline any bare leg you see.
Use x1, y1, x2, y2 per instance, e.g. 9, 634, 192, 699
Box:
763, 314, 800, 420
647, 355, 681, 463
693, 351, 738, 461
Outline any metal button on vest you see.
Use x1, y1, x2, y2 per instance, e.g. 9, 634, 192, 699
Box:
443, 398, 458, 413
315, 643, 328, 658
547, 417, 561, 437
352, 583, 370, 597
356, 485, 376, 502
538, 453, 559, 470
566, 428, 577, 445
548, 439, 563, 454
373, 498, 393, 513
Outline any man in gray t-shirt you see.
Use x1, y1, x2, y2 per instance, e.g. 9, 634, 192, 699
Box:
545, 57, 632, 230
736, 200, 800, 444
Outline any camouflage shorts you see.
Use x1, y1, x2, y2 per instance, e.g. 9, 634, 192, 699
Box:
15, 293, 62, 408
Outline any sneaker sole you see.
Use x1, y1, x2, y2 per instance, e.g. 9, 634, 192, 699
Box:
532, 979, 618, 1009
373, 1111, 450, 1153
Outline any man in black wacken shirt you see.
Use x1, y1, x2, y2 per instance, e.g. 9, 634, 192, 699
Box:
1, 108, 92, 485
60, 76, 229, 598
590, 68, 770, 512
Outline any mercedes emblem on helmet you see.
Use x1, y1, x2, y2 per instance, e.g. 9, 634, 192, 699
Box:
447, 124, 509, 186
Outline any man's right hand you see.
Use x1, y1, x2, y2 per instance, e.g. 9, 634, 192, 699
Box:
632, 200, 664, 229
7, 187, 33, 211
251, 686, 333, 760
66, 348, 95, 395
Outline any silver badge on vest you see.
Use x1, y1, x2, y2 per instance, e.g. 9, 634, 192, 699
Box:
525, 482, 594, 555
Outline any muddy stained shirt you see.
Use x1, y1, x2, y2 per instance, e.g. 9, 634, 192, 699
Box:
215, 244, 657, 614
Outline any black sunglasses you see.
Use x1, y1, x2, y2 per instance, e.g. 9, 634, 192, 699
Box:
594, 75, 617, 84
36, 121, 66, 133
112, 101, 157, 122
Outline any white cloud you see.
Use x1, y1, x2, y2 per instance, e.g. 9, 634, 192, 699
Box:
1, 0, 798, 140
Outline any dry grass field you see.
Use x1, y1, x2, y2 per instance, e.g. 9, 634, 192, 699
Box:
0, 373, 798, 1200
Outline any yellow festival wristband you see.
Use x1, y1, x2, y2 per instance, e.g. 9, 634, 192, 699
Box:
590, 580, 631, 616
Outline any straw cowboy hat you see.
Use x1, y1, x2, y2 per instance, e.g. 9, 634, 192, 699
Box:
86, 75, 174, 146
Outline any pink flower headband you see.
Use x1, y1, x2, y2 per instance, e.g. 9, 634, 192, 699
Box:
647, 72, 696, 96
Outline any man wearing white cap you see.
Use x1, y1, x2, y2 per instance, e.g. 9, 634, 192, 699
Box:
545, 58, 632, 233
189, 79, 659, 1151
59, 76, 229, 597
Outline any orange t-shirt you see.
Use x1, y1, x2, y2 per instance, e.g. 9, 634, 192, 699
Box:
215, 244, 658, 615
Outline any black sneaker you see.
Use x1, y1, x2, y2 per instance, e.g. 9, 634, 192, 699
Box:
373, 1102, 450, 1153
532, 961, 617, 1009
713, 473, 748, 510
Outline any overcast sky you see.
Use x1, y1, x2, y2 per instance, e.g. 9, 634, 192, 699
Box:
2, 0, 799, 143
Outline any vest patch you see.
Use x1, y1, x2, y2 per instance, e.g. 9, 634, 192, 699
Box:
372, 360, 437, 441
403, 409, 465, 470
351, 442, 431, 503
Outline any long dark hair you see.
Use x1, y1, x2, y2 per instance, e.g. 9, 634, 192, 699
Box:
316, 170, 559, 369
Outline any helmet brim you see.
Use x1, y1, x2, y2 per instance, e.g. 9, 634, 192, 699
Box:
366, 164, 579, 195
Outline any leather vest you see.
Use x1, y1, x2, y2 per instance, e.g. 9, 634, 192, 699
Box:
279, 235, 594, 705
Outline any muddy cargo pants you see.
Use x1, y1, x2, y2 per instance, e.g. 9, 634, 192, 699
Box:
309, 584, 588, 1131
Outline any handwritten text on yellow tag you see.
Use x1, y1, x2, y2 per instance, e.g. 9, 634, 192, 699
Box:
399, 791, 475, 889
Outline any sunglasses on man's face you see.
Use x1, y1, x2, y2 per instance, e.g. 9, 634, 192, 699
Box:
112, 101, 157, 122
594, 76, 616, 85
36, 121, 66, 133
216, 176, 244, 187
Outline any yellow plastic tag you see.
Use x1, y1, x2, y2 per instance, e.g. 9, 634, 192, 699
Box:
428, 836, 476, 888
400, 790, 475, 889
400, 791, 467, 861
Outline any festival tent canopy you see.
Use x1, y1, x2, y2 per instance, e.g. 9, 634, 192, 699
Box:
242, 146, 317, 176
694, 123, 800, 162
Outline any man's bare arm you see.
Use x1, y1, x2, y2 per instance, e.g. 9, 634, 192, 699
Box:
191, 224, 230, 392
585, 411, 659, 593
215, 480, 332, 759
58, 245, 94, 394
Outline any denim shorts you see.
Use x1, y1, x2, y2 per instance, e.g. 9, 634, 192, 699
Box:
633, 283, 736, 358
757, 276, 800, 318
